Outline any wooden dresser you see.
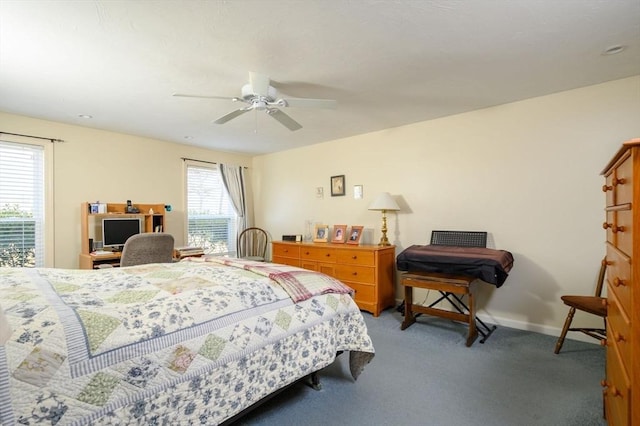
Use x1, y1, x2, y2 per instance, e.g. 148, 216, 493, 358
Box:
601, 138, 639, 426
272, 241, 396, 316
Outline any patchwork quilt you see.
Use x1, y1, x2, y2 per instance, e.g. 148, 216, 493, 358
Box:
0, 258, 375, 425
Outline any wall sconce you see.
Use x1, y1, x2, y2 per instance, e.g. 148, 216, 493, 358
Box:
368, 192, 400, 246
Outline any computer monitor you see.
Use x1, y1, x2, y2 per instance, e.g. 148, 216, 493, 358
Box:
102, 217, 142, 250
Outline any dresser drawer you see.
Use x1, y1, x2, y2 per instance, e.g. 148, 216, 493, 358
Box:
614, 208, 633, 257
272, 256, 300, 267
300, 246, 337, 263
605, 341, 631, 426
614, 152, 633, 205
603, 171, 615, 207
606, 244, 632, 317
272, 243, 300, 259
344, 281, 375, 304
604, 210, 615, 243
607, 291, 631, 371
334, 264, 375, 284
336, 249, 375, 266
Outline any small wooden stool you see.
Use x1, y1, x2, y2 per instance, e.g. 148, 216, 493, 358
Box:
400, 271, 495, 346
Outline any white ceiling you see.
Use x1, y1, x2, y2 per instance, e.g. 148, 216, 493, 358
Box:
1, 0, 638, 155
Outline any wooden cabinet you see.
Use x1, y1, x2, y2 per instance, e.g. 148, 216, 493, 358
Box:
272, 241, 396, 316
601, 138, 639, 426
79, 202, 166, 269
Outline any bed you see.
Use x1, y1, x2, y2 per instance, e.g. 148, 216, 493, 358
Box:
0, 257, 375, 425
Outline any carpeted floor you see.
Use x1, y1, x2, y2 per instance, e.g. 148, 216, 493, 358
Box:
236, 309, 606, 426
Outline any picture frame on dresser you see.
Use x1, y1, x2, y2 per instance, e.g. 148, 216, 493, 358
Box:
313, 224, 329, 242
347, 226, 364, 245
331, 225, 347, 243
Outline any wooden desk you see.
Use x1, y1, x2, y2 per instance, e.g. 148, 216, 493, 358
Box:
400, 271, 495, 346
79, 252, 121, 269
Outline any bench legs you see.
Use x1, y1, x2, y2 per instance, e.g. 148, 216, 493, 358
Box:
400, 274, 496, 346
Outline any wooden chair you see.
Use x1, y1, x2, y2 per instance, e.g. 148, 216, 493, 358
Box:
237, 227, 268, 261
553, 258, 607, 354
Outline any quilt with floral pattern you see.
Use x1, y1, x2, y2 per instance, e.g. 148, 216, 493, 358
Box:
0, 258, 375, 425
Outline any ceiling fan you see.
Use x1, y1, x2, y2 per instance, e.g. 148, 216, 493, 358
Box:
173, 72, 337, 131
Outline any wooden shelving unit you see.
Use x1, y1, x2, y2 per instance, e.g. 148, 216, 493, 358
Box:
79, 202, 166, 269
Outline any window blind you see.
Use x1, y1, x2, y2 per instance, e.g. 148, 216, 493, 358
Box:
0, 140, 45, 267
186, 164, 237, 256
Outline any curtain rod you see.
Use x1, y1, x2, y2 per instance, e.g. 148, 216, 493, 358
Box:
181, 157, 217, 165
181, 157, 248, 169
0, 131, 64, 143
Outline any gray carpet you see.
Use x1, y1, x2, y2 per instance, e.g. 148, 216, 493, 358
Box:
236, 309, 606, 426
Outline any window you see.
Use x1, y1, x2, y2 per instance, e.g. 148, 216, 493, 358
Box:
186, 162, 238, 256
0, 140, 45, 267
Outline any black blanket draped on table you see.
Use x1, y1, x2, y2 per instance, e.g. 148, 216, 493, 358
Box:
396, 245, 514, 287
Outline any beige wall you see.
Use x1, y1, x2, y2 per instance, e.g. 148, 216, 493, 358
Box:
253, 76, 640, 338
1, 76, 638, 338
0, 112, 252, 269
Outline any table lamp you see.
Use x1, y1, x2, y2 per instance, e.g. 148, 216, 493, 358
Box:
368, 192, 400, 246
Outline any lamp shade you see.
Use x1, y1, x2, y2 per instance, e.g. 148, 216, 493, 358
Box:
368, 192, 400, 211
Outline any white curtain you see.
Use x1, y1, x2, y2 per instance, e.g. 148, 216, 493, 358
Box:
219, 163, 250, 233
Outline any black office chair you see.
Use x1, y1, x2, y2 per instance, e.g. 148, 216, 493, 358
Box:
554, 258, 607, 354
237, 227, 268, 261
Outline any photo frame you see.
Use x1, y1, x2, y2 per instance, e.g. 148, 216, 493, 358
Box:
331, 175, 345, 196
347, 225, 364, 245
313, 224, 329, 242
331, 225, 347, 244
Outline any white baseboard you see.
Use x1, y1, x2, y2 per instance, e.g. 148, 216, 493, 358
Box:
481, 314, 600, 345
394, 299, 601, 346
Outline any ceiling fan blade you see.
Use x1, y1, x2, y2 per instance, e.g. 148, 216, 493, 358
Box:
280, 97, 337, 109
249, 72, 270, 96
214, 108, 251, 125
267, 108, 302, 131
173, 93, 235, 100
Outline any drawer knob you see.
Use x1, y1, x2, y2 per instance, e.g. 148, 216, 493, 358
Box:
611, 226, 624, 233
600, 339, 607, 347
602, 184, 613, 192
600, 379, 608, 388
613, 332, 625, 342
326, 253, 331, 257
613, 277, 625, 287
612, 177, 626, 186
602, 222, 612, 229
352, 256, 357, 260
610, 386, 622, 398
602, 259, 612, 266
352, 272, 358, 276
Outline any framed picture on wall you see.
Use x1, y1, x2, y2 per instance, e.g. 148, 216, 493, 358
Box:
331, 225, 347, 243
314, 224, 329, 242
347, 225, 364, 245
331, 175, 345, 196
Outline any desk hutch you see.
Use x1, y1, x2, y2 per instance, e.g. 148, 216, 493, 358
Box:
78, 202, 166, 269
